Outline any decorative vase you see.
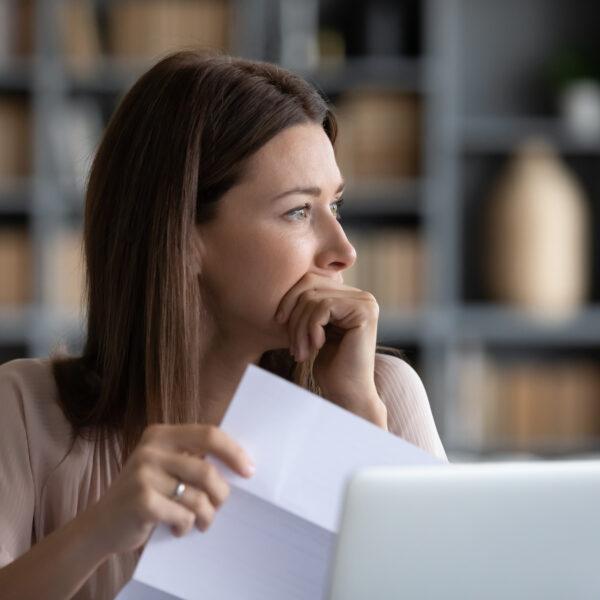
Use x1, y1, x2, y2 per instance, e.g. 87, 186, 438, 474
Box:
485, 139, 590, 319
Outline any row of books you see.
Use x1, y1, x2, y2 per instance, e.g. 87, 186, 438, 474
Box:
0, 91, 421, 185
0, 227, 83, 309
0, 226, 422, 312
0, 0, 230, 66
335, 90, 421, 180
343, 228, 422, 310
63, 0, 231, 71
0, 99, 30, 180
456, 350, 600, 452
0, 0, 32, 62
0, 97, 102, 189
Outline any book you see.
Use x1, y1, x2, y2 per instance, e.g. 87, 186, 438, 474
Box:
335, 90, 421, 180
61, 0, 102, 73
109, 0, 231, 61
344, 228, 422, 310
457, 353, 600, 452
0, 98, 31, 179
46, 228, 84, 311
0, 227, 31, 305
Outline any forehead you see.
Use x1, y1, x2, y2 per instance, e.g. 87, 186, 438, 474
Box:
242, 123, 341, 192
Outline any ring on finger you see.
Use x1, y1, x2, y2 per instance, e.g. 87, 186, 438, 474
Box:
171, 480, 186, 501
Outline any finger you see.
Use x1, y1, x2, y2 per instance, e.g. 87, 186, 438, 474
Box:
307, 300, 332, 353
276, 274, 343, 324
154, 451, 231, 507
286, 290, 316, 359
143, 488, 196, 537
142, 461, 222, 531
173, 486, 216, 532
141, 424, 255, 478
286, 288, 349, 348
294, 299, 321, 362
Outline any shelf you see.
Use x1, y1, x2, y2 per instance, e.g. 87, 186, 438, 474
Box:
66, 58, 150, 94
0, 180, 32, 215
377, 310, 425, 344
0, 60, 33, 92
0, 307, 31, 344
448, 446, 600, 462
302, 56, 423, 97
342, 179, 421, 218
460, 117, 600, 155
0, 307, 84, 348
457, 305, 600, 346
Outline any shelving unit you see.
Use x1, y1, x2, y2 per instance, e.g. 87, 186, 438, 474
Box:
1, 0, 599, 459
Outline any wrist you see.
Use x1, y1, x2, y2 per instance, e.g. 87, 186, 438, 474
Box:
363, 396, 388, 429
75, 502, 116, 562
326, 388, 388, 429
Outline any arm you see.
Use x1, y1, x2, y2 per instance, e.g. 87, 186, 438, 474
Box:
0, 359, 254, 600
0, 507, 111, 600
374, 353, 448, 461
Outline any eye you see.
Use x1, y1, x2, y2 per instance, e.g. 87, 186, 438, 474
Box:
330, 198, 344, 221
285, 203, 311, 221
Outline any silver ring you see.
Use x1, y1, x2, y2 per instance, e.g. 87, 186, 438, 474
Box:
172, 481, 186, 500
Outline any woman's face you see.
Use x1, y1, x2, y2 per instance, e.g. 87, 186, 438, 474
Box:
196, 123, 356, 352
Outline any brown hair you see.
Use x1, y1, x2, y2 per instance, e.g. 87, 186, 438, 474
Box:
53, 51, 338, 459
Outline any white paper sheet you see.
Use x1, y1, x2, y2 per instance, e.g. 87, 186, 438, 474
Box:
116, 364, 440, 600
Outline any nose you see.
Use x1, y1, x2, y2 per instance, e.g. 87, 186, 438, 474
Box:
314, 218, 357, 275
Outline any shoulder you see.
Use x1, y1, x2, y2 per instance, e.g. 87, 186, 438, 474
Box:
0, 358, 74, 470
374, 352, 448, 462
0, 357, 57, 395
374, 352, 427, 400
0, 358, 62, 422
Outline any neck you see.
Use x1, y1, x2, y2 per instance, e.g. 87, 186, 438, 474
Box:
197, 338, 264, 426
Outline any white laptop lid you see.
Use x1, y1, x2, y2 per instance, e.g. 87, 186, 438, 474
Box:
327, 461, 600, 600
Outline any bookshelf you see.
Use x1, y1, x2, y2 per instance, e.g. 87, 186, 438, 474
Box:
0, 0, 599, 460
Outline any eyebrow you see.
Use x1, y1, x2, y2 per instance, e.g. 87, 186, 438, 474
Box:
270, 180, 345, 203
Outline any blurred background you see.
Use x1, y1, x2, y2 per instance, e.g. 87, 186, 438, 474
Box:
0, 0, 599, 462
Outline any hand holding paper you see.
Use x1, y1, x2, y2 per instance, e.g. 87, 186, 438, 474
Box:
117, 365, 441, 600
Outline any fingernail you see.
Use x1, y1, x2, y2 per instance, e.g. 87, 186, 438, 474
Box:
244, 462, 256, 477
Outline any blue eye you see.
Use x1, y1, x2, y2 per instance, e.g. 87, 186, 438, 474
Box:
331, 198, 344, 221
286, 203, 310, 220
284, 198, 344, 222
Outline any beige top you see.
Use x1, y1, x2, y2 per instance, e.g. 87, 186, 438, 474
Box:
0, 355, 447, 599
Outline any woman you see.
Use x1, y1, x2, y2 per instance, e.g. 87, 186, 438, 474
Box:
0, 51, 446, 600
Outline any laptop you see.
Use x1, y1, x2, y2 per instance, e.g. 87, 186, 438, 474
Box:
327, 461, 600, 600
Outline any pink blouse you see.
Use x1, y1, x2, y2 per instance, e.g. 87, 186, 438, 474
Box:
0, 354, 446, 599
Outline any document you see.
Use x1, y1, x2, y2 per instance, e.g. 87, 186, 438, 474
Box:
116, 364, 440, 600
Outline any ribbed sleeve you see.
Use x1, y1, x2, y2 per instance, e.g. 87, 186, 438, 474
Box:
0, 362, 36, 567
374, 353, 448, 462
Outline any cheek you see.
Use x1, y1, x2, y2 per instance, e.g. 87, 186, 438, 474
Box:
220, 229, 312, 316
237, 234, 309, 305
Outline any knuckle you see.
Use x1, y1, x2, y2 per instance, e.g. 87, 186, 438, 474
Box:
180, 511, 195, 533
321, 297, 334, 310
133, 463, 152, 488
361, 291, 377, 304
222, 481, 231, 501
301, 288, 317, 302
202, 424, 221, 447
135, 445, 156, 465
142, 424, 162, 443
194, 491, 212, 514
199, 461, 217, 486
137, 487, 155, 515
197, 505, 215, 525
361, 293, 379, 314
215, 481, 231, 506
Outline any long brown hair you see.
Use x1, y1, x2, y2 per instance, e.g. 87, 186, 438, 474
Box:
53, 51, 338, 459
